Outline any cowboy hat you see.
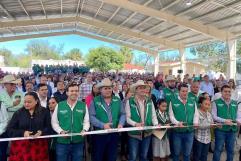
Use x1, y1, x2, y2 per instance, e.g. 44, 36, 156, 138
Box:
165, 75, 176, 82
130, 80, 150, 93
0, 75, 21, 84
97, 78, 113, 88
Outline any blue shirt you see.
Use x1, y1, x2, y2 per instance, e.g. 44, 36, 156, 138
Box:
89, 95, 126, 129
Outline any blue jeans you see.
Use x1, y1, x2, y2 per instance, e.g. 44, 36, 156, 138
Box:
193, 138, 210, 161
128, 135, 151, 161
213, 130, 236, 161
56, 143, 84, 161
172, 131, 194, 161
92, 133, 119, 161
0, 132, 8, 161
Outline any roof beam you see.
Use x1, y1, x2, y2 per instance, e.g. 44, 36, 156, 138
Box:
101, 0, 235, 40
176, 0, 212, 16
191, 0, 241, 21
161, 0, 181, 11
142, 21, 163, 33
76, 0, 81, 16
94, 1, 104, 18
61, 0, 63, 16
0, 30, 157, 55
131, 17, 152, 30
80, 0, 85, 15
0, 17, 183, 49
18, 0, 31, 19
106, 7, 120, 23
0, 4, 14, 19
40, 0, 47, 18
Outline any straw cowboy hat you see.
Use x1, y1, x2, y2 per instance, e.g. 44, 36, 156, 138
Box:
97, 78, 113, 88
165, 75, 176, 82
130, 80, 150, 93
0, 75, 21, 84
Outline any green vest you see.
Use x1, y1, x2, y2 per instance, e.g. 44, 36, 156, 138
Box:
128, 96, 153, 136
156, 110, 170, 139
215, 98, 238, 132
171, 97, 196, 132
93, 95, 121, 129
188, 92, 199, 107
163, 88, 178, 109
57, 101, 86, 144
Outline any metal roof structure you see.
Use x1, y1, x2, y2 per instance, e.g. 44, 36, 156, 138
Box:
0, 0, 241, 55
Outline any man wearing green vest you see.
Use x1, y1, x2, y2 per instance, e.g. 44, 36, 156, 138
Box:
51, 82, 90, 161
169, 83, 199, 161
163, 75, 178, 108
125, 80, 158, 161
212, 85, 241, 161
89, 78, 126, 161
188, 80, 202, 106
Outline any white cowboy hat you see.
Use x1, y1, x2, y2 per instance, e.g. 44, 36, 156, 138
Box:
130, 80, 150, 93
97, 78, 113, 88
0, 75, 21, 84
165, 75, 176, 82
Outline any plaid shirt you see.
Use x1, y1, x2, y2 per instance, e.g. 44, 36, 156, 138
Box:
79, 82, 93, 100
195, 110, 213, 144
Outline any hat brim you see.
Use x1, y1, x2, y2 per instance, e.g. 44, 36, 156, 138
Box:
0, 78, 21, 84
97, 84, 113, 89
130, 84, 150, 93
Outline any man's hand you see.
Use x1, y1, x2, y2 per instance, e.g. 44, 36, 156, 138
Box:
135, 123, 144, 127
104, 123, 112, 129
177, 122, 184, 127
34, 130, 42, 137
13, 99, 21, 106
117, 124, 123, 129
60, 130, 69, 138
24, 131, 33, 137
224, 119, 233, 125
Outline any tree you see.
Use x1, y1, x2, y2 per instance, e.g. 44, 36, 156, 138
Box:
63, 48, 83, 60
119, 46, 133, 63
25, 40, 63, 59
86, 46, 124, 72
190, 42, 228, 72
0, 48, 13, 65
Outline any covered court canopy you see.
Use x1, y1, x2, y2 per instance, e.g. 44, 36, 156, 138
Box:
0, 0, 240, 78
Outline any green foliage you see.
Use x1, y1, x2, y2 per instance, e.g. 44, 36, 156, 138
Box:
0, 48, 12, 65
86, 46, 124, 72
63, 48, 83, 60
190, 42, 228, 72
119, 46, 133, 63
25, 40, 63, 59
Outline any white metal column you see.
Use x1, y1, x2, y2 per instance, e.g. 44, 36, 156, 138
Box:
154, 53, 160, 76
227, 39, 237, 79
179, 47, 186, 78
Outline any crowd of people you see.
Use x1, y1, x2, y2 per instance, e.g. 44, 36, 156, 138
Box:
0, 71, 240, 161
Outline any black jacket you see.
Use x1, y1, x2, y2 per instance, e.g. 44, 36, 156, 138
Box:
7, 106, 52, 137
53, 91, 68, 103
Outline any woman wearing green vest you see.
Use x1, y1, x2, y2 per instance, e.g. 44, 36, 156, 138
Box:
125, 80, 158, 161
51, 82, 90, 161
169, 83, 199, 161
212, 85, 241, 161
89, 78, 126, 161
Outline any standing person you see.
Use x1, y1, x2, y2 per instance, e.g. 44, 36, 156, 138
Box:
125, 80, 158, 161
200, 75, 214, 99
85, 83, 99, 108
193, 96, 214, 161
169, 83, 199, 161
163, 75, 178, 108
25, 81, 34, 93
48, 97, 58, 161
0, 101, 9, 161
212, 85, 241, 161
0, 75, 24, 118
38, 75, 52, 98
79, 73, 93, 102
7, 92, 52, 161
53, 81, 67, 103
188, 80, 202, 106
228, 79, 241, 102
154, 73, 164, 91
37, 83, 50, 108
89, 78, 126, 161
153, 99, 170, 161
51, 82, 90, 161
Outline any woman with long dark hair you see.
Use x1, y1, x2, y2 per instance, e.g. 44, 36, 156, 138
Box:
7, 92, 52, 161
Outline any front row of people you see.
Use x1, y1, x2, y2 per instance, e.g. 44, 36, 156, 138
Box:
0, 78, 240, 161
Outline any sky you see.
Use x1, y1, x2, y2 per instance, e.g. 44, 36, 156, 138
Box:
0, 34, 195, 59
